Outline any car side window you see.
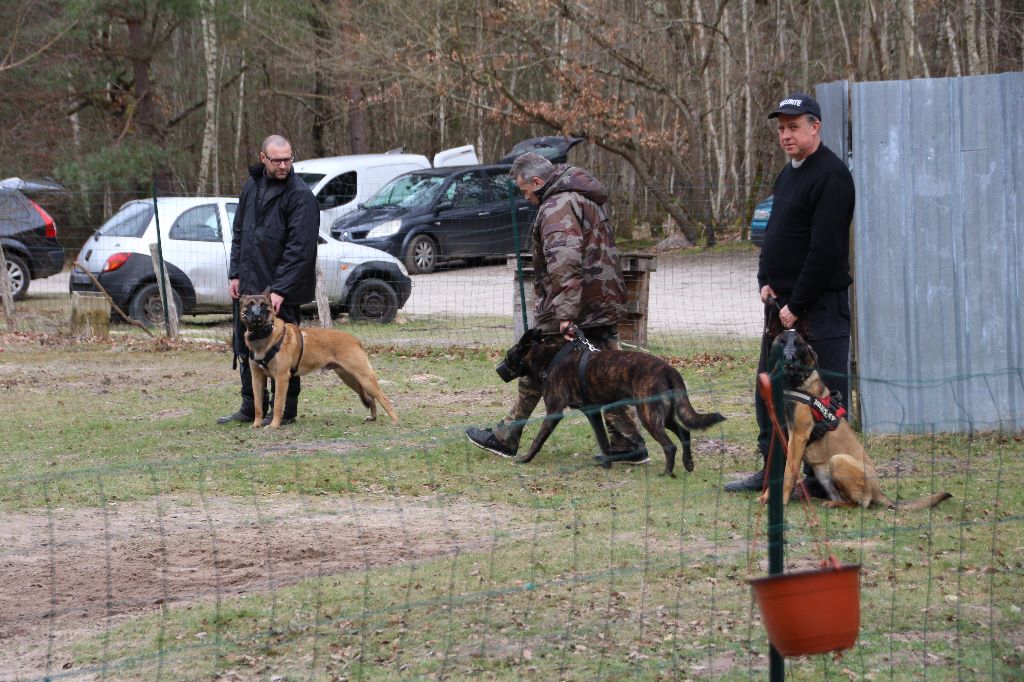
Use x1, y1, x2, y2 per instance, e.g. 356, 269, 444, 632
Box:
318, 171, 357, 209
169, 204, 221, 242
484, 173, 518, 203
443, 172, 487, 208
226, 203, 238, 229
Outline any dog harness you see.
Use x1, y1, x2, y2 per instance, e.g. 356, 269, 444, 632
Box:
783, 389, 847, 443
250, 326, 304, 377
541, 328, 601, 402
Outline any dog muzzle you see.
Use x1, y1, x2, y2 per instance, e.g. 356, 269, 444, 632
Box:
495, 346, 524, 383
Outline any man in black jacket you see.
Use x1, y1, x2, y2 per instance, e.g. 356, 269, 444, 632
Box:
725, 93, 855, 494
217, 135, 319, 426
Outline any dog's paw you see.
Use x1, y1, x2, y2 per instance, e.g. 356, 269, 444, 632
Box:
659, 469, 677, 478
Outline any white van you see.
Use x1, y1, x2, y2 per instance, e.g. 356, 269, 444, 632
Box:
294, 145, 478, 232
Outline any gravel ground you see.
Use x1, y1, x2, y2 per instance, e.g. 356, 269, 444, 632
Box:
29, 248, 762, 337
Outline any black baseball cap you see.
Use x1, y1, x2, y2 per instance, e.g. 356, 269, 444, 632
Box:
768, 93, 821, 120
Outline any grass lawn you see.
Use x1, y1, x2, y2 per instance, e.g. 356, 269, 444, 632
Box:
0, 312, 1020, 680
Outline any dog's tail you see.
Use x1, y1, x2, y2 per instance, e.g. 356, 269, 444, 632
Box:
669, 388, 726, 430
884, 491, 953, 510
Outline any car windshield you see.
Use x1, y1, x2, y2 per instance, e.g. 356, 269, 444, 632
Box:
296, 172, 325, 189
97, 202, 155, 238
364, 173, 445, 209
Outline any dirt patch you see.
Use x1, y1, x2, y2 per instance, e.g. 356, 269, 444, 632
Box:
0, 494, 525, 679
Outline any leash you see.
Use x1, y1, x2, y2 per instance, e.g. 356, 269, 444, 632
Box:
748, 372, 836, 576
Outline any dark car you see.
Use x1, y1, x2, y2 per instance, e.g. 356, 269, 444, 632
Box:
749, 195, 773, 246
0, 188, 65, 299
330, 136, 586, 274
331, 164, 538, 274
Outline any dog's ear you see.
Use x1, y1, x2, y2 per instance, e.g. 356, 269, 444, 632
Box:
261, 286, 273, 299
521, 327, 542, 346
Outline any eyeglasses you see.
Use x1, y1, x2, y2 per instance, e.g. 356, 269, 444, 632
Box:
263, 155, 294, 166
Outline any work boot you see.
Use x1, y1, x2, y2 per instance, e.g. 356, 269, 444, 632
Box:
217, 409, 254, 425
791, 476, 830, 500
723, 468, 767, 492
593, 447, 651, 469
465, 427, 516, 458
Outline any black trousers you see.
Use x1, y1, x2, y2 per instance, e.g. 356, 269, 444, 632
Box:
232, 302, 302, 417
755, 289, 850, 464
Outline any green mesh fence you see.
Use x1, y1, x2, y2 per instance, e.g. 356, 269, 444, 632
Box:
1, 191, 1021, 680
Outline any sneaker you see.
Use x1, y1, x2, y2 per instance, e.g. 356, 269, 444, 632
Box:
217, 410, 254, 425
593, 448, 651, 469
723, 469, 767, 492
465, 427, 516, 458
259, 415, 297, 427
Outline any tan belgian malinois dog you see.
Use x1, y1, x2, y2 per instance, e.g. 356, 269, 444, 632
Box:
760, 330, 951, 510
239, 292, 398, 428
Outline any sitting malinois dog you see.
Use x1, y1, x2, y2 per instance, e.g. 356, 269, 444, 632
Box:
760, 329, 950, 509
499, 328, 726, 477
239, 292, 398, 428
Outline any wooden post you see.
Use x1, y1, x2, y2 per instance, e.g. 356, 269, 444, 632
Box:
148, 242, 179, 338
314, 262, 331, 327
0, 243, 15, 330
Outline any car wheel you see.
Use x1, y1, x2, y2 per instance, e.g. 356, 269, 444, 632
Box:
4, 253, 30, 300
404, 235, 437, 274
348, 278, 399, 323
129, 282, 183, 328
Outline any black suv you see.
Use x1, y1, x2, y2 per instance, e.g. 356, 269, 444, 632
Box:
0, 188, 64, 299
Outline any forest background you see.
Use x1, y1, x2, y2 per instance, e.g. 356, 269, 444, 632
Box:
0, 0, 1020, 250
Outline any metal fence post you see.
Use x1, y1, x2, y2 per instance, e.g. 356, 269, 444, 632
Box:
509, 182, 528, 335
767, 341, 788, 681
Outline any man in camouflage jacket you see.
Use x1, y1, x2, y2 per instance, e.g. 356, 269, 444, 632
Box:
466, 152, 647, 465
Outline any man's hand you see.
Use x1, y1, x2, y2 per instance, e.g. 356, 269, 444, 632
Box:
270, 293, 285, 313
779, 305, 798, 329
559, 319, 575, 341
759, 284, 776, 304
228, 278, 240, 300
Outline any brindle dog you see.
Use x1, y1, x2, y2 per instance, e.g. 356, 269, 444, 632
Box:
502, 328, 726, 477
761, 329, 951, 509
239, 292, 398, 428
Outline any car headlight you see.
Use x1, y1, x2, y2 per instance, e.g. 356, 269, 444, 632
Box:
753, 208, 771, 221
366, 219, 402, 239
396, 260, 409, 277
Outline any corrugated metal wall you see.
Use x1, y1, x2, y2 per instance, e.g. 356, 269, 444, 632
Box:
848, 72, 1023, 433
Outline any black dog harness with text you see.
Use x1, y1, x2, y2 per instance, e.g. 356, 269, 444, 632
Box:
783, 389, 847, 443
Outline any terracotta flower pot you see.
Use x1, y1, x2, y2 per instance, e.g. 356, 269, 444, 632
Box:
748, 562, 861, 656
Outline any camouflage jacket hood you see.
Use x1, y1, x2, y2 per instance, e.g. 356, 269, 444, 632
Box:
530, 165, 626, 332
537, 165, 609, 207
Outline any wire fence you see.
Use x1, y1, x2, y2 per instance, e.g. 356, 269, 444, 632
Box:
1, 190, 1021, 680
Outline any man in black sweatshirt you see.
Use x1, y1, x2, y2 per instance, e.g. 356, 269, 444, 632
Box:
725, 93, 855, 494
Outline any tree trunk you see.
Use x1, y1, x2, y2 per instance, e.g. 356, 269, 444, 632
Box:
125, 14, 168, 190
197, 0, 220, 195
